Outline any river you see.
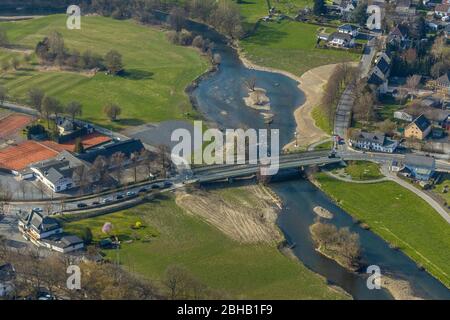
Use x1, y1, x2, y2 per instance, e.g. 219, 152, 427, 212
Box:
2, 9, 449, 300
181, 18, 450, 300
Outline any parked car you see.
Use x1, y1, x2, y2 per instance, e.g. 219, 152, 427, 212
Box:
101, 198, 112, 204
126, 191, 136, 197
163, 181, 173, 188
116, 194, 124, 200
33, 207, 43, 213
92, 201, 100, 206
77, 203, 88, 208
151, 184, 161, 189
138, 188, 148, 193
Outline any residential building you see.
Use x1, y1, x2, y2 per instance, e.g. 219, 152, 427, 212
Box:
401, 154, 436, 181
30, 150, 86, 193
339, 1, 356, 14
388, 25, 408, 44
18, 210, 63, 241
394, 110, 414, 122
0, 263, 15, 297
404, 114, 432, 140
436, 72, 450, 90
396, 0, 415, 15
57, 119, 74, 135
337, 24, 359, 37
349, 131, 399, 153
78, 138, 145, 163
18, 210, 84, 253
435, 3, 450, 17
368, 52, 391, 92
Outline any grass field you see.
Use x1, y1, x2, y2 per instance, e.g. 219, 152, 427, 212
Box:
315, 173, 450, 288
0, 15, 209, 129
240, 20, 359, 76
340, 161, 383, 181
433, 173, 450, 206
238, 0, 313, 25
311, 105, 333, 135
64, 193, 347, 299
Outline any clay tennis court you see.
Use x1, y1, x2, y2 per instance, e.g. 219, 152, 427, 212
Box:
40, 132, 111, 152
0, 114, 33, 139
0, 141, 59, 171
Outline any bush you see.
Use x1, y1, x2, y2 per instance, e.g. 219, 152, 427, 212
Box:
166, 30, 180, 44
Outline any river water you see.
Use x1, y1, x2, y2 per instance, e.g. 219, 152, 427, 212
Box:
182, 18, 450, 300
2, 9, 449, 300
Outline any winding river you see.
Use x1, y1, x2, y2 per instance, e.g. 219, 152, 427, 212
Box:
2, 8, 449, 299
181, 18, 450, 300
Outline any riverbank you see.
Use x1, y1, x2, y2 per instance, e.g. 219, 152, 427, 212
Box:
238, 50, 335, 148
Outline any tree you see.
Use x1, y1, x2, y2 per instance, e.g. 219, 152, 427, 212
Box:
42, 96, 61, 128
11, 57, 20, 70
66, 101, 82, 121
244, 77, 256, 92
130, 151, 140, 183
81, 227, 93, 245
351, 2, 368, 26
110, 152, 126, 184
103, 103, 122, 121
313, 0, 326, 16
157, 144, 172, 178
74, 137, 85, 154
104, 50, 123, 75
0, 85, 7, 106
0, 28, 8, 47
168, 7, 186, 32
378, 119, 396, 135
28, 88, 45, 113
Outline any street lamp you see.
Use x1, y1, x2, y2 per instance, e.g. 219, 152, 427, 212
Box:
294, 131, 298, 148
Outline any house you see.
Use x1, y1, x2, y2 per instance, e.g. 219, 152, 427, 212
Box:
404, 114, 432, 140
435, 3, 450, 17
339, 0, 356, 14
0, 263, 15, 298
394, 110, 414, 122
18, 210, 63, 241
402, 154, 436, 181
337, 24, 359, 37
57, 119, 74, 135
78, 138, 145, 163
18, 210, 84, 253
41, 235, 85, 254
368, 53, 391, 92
349, 131, 399, 153
388, 25, 408, 44
445, 24, 450, 39
30, 151, 86, 193
396, 0, 415, 14
436, 72, 450, 89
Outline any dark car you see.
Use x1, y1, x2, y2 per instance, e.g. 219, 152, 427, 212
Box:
163, 181, 173, 188
116, 194, 124, 200
92, 201, 100, 206
151, 184, 161, 189
138, 188, 148, 193
77, 203, 88, 208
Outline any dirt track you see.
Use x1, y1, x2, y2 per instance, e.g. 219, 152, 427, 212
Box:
176, 185, 282, 244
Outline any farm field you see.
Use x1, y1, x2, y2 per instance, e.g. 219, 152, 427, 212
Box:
64, 192, 348, 299
0, 15, 209, 130
315, 172, 450, 288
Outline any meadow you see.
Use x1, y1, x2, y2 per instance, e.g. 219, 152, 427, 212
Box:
316, 173, 450, 288
64, 193, 348, 299
0, 15, 209, 129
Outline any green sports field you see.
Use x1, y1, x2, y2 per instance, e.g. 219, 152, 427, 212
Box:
0, 15, 209, 129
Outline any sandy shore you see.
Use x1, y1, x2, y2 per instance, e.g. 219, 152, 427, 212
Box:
238, 52, 338, 149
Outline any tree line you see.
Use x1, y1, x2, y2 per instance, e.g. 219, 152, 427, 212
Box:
35, 31, 124, 75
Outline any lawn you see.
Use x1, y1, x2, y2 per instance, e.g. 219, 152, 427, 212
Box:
0, 15, 209, 129
433, 173, 450, 206
313, 140, 333, 151
316, 173, 450, 288
238, 0, 313, 25
64, 193, 347, 299
311, 105, 333, 135
240, 20, 359, 76
341, 160, 383, 181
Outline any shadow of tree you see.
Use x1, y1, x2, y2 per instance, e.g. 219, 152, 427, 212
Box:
119, 69, 154, 80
